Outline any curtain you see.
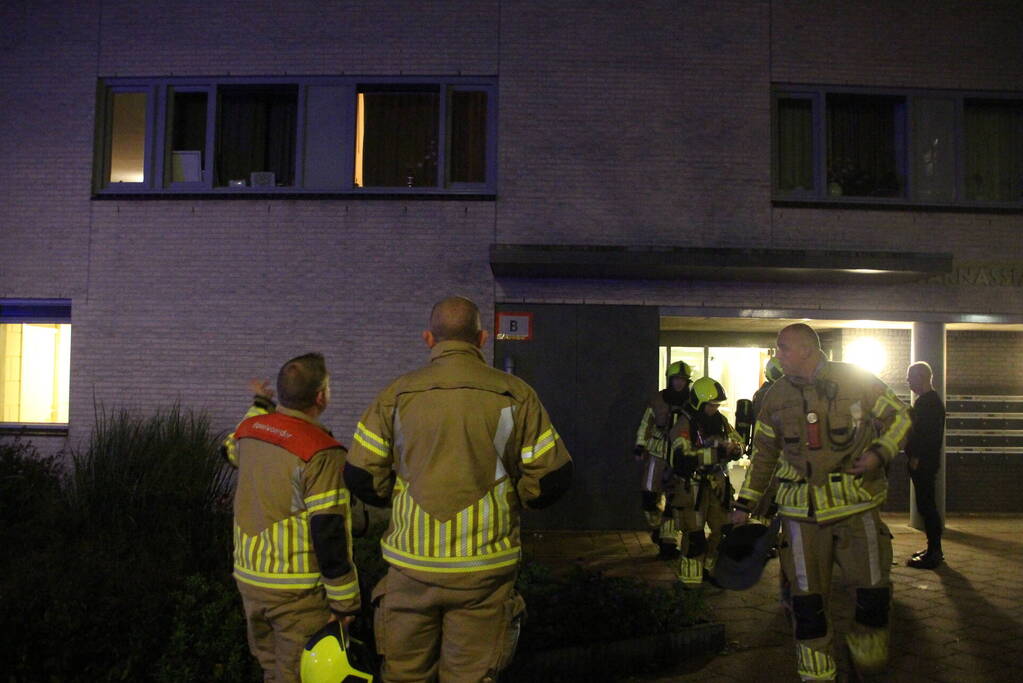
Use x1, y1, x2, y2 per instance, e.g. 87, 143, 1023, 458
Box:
965, 100, 1023, 202
777, 98, 813, 192
361, 91, 438, 187
449, 91, 487, 184
826, 94, 901, 197
216, 86, 297, 187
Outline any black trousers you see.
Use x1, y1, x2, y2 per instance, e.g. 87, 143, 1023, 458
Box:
909, 466, 943, 548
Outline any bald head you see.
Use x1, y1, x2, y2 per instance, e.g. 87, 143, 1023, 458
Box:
907, 361, 934, 395
429, 296, 483, 344
776, 323, 823, 380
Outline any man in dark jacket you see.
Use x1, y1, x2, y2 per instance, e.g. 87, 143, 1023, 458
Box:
905, 361, 947, 569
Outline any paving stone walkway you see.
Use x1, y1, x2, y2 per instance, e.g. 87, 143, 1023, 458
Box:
523, 514, 1023, 682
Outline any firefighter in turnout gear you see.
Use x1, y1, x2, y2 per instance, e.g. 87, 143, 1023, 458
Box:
633, 360, 693, 557
752, 356, 785, 421
668, 376, 744, 586
732, 324, 911, 682
228, 354, 361, 683
345, 297, 573, 683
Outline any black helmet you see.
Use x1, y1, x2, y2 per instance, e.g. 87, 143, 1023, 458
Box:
713, 519, 779, 591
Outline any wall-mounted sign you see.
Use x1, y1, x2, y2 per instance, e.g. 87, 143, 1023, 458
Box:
496, 312, 533, 340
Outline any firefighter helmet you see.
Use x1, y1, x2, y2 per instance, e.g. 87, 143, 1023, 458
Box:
300, 621, 375, 683
765, 357, 784, 383
713, 518, 780, 590
689, 376, 726, 412
666, 360, 692, 380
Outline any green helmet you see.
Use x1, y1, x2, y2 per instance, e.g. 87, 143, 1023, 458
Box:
690, 376, 726, 412
666, 360, 693, 380
765, 357, 784, 383
300, 621, 375, 683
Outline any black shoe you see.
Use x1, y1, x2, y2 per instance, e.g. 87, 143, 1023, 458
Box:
907, 551, 943, 569
657, 544, 680, 560
911, 547, 929, 560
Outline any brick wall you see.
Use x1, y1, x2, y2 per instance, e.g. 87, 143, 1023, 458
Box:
2, 2, 1023, 512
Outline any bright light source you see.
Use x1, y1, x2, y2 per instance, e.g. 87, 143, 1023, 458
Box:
844, 337, 885, 376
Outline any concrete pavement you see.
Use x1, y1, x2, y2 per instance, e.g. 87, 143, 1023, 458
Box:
523, 514, 1023, 682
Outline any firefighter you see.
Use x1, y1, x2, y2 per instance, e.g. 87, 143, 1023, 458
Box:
732, 324, 911, 681
633, 360, 693, 557
668, 376, 744, 587
227, 353, 361, 683
752, 356, 784, 420
345, 296, 573, 683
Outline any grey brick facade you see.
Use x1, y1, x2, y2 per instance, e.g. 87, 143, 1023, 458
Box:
2, 1, 1022, 510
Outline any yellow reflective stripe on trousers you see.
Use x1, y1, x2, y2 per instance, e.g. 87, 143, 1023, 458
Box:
679, 556, 702, 585
381, 542, 521, 573
325, 579, 360, 601
796, 643, 836, 680
233, 565, 321, 589
354, 421, 390, 457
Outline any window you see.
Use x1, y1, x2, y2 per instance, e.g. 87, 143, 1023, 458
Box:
166, 88, 210, 186
826, 94, 905, 198
216, 85, 298, 188
0, 300, 72, 427
773, 86, 1023, 208
356, 87, 439, 188
94, 77, 497, 196
104, 89, 150, 185
965, 99, 1023, 202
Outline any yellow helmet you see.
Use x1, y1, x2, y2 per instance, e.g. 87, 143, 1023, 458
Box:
300, 621, 375, 683
765, 357, 784, 383
666, 360, 693, 380
689, 376, 726, 412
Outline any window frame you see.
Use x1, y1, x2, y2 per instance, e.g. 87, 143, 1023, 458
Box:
0, 299, 72, 435
772, 84, 1023, 210
93, 76, 497, 197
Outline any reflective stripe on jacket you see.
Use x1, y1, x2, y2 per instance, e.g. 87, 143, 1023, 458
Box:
232, 407, 360, 614
346, 340, 572, 587
739, 360, 910, 523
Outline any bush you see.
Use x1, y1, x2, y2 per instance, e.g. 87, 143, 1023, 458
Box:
1, 406, 238, 681
154, 574, 262, 683
515, 560, 706, 651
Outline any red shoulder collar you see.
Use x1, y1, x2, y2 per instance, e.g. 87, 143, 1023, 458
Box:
234, 412, 342, 462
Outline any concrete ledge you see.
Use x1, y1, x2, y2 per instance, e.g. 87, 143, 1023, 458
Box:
509, 620, 725, 681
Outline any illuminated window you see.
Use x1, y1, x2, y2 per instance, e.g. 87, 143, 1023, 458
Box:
95, 77, 496, 195
107, 90, 149, 184
0, 301, 71, 425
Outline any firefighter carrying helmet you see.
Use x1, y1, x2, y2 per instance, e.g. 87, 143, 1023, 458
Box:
690, 376, 726, 412
713, 518, 780, 590
765, 357, 784, 383
666, 360, 692, 380
300, 621, 375, 683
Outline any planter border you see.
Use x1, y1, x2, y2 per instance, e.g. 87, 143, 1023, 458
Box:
508, 620, 725, 681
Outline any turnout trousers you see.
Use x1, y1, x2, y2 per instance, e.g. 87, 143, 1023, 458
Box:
673, 472, 730, 585
372, 567, 525, 683
236, 581, 333, 683
778, 508, 893, 681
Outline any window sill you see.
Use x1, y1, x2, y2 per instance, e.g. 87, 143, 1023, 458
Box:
772, 197, 1023, 214
92, 188, 496, 201
0, 423, 69, 437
